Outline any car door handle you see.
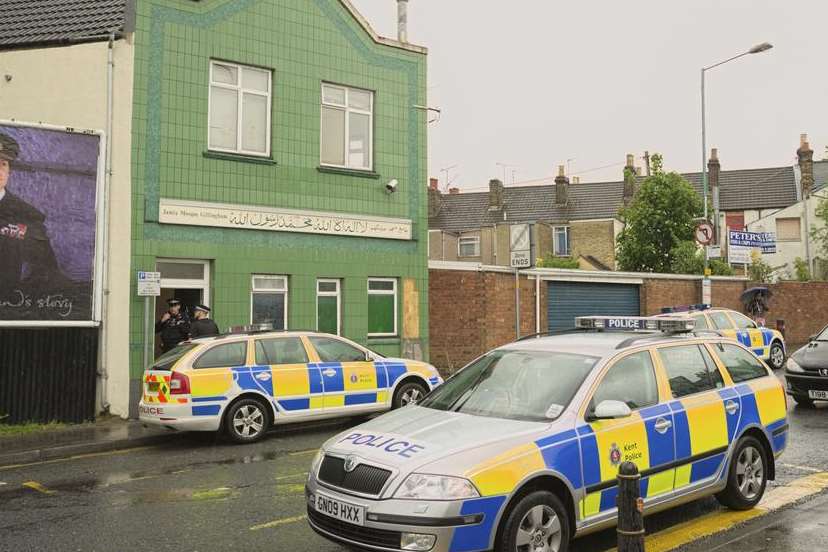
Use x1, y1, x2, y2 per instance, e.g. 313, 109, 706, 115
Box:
725, 400, 739, 415
654, 418, 672, 434
322, 368, 336, 377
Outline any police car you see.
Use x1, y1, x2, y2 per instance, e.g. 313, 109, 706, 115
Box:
659, 304, 786, 370
306, 315, 788, 552
138, 327, 443, 443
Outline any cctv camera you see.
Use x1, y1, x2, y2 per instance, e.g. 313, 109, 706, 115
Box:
385, 179, 398, 193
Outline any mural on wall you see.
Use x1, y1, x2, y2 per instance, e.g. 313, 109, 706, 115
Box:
0, 123, 100, 322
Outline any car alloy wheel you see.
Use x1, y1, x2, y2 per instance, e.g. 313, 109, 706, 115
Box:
735, 445, 764, 501
233, 404, 265, 438
516, 504, 563, 552
400, 387, 422, 406
769, 343, 785, 370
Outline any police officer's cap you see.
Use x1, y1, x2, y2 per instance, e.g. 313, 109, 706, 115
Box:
167, 298, 182, 307
0, 133, 20, 162
194, 304, 210, 313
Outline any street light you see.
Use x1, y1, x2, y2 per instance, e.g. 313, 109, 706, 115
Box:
701, 42, 773, 275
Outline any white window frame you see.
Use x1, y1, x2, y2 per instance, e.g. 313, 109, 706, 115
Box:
250, 275, 288, 329
320, 82, 374, 171
367, 278, 398, 338
316, 278, 341, 336
457, 235, 481, 257
553, 226, 571, 257
208, 60, 272, 157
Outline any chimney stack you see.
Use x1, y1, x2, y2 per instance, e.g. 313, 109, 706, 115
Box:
427, 177, 442, 217
488, 178, 504, 211
623, 154, 636, 203
798, 133, 814, 198
397, 0, 408, 43
554, 165, 569, 205
707, 148, 721, 213
448, 187, 460, 195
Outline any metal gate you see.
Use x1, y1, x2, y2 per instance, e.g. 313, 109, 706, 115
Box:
0, 328, 98, 424
547, 281, 640, 331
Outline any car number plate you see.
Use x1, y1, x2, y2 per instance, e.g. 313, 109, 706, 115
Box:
314, 492, 365, 526
808, 390, 828, 400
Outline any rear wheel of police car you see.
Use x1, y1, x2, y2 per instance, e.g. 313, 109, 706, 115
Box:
392, 381, 428, 409
497, 490, 570, 552
715, 435, 768, 510
224, 398, 271, 444
768, 342, 785, 370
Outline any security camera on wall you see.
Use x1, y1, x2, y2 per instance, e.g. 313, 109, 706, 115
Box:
385, 179, 398, 193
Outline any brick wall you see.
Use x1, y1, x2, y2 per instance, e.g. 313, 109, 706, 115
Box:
430, 266, 828, 374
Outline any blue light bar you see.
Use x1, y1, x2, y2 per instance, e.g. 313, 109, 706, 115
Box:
575, 316, 695, 333
660, 303, 711, 314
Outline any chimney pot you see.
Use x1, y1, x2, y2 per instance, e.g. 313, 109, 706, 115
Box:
488, 178, 504, 210
801, 133, 809, 148
429, 177, 438, 190
449, 187, 460, 195
710, 148, 718, 161
572, 176, 580, 184
625, 154, 635, 167
557, 165, 565, 177
397, 0, 408, 43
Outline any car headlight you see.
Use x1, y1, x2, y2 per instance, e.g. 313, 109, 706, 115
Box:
786, 357, 805, 373
394, 474, 479, 500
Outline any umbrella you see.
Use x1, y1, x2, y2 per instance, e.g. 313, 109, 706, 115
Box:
740, 287, 772, 304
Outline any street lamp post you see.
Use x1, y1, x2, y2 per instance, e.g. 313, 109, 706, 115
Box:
701, 42, 773, 274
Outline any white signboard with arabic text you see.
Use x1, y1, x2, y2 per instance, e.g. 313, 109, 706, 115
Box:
158, 199, 412, 241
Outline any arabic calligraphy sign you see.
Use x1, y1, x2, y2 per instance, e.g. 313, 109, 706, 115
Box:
158, 199, 412, 241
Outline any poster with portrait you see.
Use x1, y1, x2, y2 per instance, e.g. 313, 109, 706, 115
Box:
0, 123, 101, 323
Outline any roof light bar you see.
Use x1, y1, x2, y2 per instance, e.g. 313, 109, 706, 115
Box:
575, 316, 695, 333
227, 323, 274, 334
660, 303, 711, 314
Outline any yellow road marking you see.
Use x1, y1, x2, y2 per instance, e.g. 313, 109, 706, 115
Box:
249, 514, 307, 531
606, 472, 828, 552
779, 462, 821, 473
22, 481, 55, 495
288, 449, 318, 457
0, 446, 155, 472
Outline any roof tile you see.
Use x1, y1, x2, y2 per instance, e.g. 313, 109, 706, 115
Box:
0, 0, 128, 48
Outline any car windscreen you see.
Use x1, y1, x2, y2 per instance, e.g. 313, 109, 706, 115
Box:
816, 326, 828, 341
418, 349, 599, 422
150, 344, 198, 371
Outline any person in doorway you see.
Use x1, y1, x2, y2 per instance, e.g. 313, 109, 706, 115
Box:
190, 304, 219, 339
155, 298, 191, 353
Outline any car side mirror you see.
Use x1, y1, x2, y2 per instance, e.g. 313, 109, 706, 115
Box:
592, 400, 632, 420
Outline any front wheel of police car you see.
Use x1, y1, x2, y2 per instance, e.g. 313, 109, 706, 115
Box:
768, 341, 785, 370
496, 490, 570, 552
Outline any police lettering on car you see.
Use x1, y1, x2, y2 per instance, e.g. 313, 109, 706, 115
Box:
306, 315, 788, 552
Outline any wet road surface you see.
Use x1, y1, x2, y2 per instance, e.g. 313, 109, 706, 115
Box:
0, 400, 825, 552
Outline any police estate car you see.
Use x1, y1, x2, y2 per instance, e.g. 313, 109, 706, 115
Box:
659, 304, 786, 370
306, 315, 788, 552
138, 328, 443, 443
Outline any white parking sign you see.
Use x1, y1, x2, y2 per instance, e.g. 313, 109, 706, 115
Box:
137, 271, 161, 297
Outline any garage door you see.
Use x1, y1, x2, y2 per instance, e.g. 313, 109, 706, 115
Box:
547, 281, 640, 331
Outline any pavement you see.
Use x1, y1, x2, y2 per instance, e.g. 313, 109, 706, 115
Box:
0, 395, 825, 551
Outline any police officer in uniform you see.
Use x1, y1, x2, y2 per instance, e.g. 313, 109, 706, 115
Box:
190, 304, 220, 339
0, 132, 63, 293
155, 298, 191, 353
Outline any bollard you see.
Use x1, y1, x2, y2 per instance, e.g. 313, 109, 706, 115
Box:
616, 461, 645, 552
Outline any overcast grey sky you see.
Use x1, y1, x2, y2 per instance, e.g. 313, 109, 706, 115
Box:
351, 0, 827, 191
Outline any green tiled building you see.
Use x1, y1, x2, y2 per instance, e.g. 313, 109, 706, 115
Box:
129, 0, 428, 409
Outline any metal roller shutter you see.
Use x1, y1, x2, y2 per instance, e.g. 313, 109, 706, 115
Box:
547, 281, 640, 331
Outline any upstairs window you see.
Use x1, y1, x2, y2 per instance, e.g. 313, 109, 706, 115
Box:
776, 217, 801, 241
321, 83, 373, 170
553, 226, 570, 256
208, 60, 271, 156
458, 236, 481, 257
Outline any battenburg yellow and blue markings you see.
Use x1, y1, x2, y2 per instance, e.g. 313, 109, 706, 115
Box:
449, 381, 787, 552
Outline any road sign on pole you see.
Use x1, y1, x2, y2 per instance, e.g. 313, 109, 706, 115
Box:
695, 221, 714, 246
137, 271, 161, 297
510, 224, 532, 268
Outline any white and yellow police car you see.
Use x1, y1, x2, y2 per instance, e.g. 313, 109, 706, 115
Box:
139, 328, 443, 443
306, 315, 788, 552
659, 304, 786, 370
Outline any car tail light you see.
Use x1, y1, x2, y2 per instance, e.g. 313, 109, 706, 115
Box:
169, 372, 190, 395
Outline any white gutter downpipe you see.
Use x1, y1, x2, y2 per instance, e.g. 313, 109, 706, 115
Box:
97, 32, 116, 413
535, 275, 540, 334
397, 0, 408, 43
